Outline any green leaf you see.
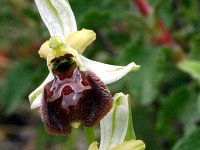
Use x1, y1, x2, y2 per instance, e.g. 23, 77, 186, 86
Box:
0, 59, 34, 114
84, 127, 95, 146
0, 57, 47, 114
36, 123, 79, 150
179, 92, 200, 136
173, 129, 200, 150
133, 106, 158, 150
79, 9, 111, 29
197, 93, 200, 113
157, 86, 199, 141
117, 43, 164, 105
177, 59, 200, 84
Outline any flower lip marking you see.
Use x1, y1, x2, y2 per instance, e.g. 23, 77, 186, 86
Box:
49, 68, 92, 107
50, 54, 75, 78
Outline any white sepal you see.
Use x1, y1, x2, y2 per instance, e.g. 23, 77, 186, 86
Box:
99, 93, 129, 150
79, 55, 140, 85
29, 73, 54, 109
34, 0, 77, 39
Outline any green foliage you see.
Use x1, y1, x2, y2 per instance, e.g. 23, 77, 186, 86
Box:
173, 129, 200, 150
157, 86, 199, 140
178, 59, 200, 84
0, 57, 48, 114
36, 124, 79, 150
119, 43, 165, 105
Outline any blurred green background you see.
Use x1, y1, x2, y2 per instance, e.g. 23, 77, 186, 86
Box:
0, 0, 200, 149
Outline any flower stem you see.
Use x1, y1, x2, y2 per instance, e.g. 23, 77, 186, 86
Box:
125, 96, 136, 141
84, 127, 95, 145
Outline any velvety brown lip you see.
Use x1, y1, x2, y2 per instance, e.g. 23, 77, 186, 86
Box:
41, 65, 113, 135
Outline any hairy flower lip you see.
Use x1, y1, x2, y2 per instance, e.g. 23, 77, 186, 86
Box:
41, 67, 113, 135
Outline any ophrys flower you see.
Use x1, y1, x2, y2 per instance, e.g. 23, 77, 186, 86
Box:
29, 0, 140, 135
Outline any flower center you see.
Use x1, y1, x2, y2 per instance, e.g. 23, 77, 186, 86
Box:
51, 54, 76, 79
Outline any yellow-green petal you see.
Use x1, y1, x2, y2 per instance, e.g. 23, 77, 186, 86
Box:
66, 29, 96, 54
111, 140, 146, 150
38, 41, 52, 59
88, 142, 99, 150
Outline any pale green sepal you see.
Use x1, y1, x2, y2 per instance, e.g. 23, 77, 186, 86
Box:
79, 55, 140, 85
29, 73, 54, 109
34, 0, 77, 40
99, 93, 129, 150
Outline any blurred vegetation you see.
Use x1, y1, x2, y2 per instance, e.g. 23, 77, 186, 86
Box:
0, 0, 200, 149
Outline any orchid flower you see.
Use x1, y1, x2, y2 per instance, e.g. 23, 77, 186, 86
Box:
88, 93, 146, 150
29, 0, 140, 135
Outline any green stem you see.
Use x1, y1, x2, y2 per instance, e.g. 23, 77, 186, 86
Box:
125, 96, 136, 141
84, 127, 95, 145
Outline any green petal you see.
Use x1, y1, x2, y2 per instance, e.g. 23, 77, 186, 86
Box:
99, 93, 129, 150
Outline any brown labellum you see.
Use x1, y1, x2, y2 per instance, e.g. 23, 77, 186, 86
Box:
41, 55, 113, 135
